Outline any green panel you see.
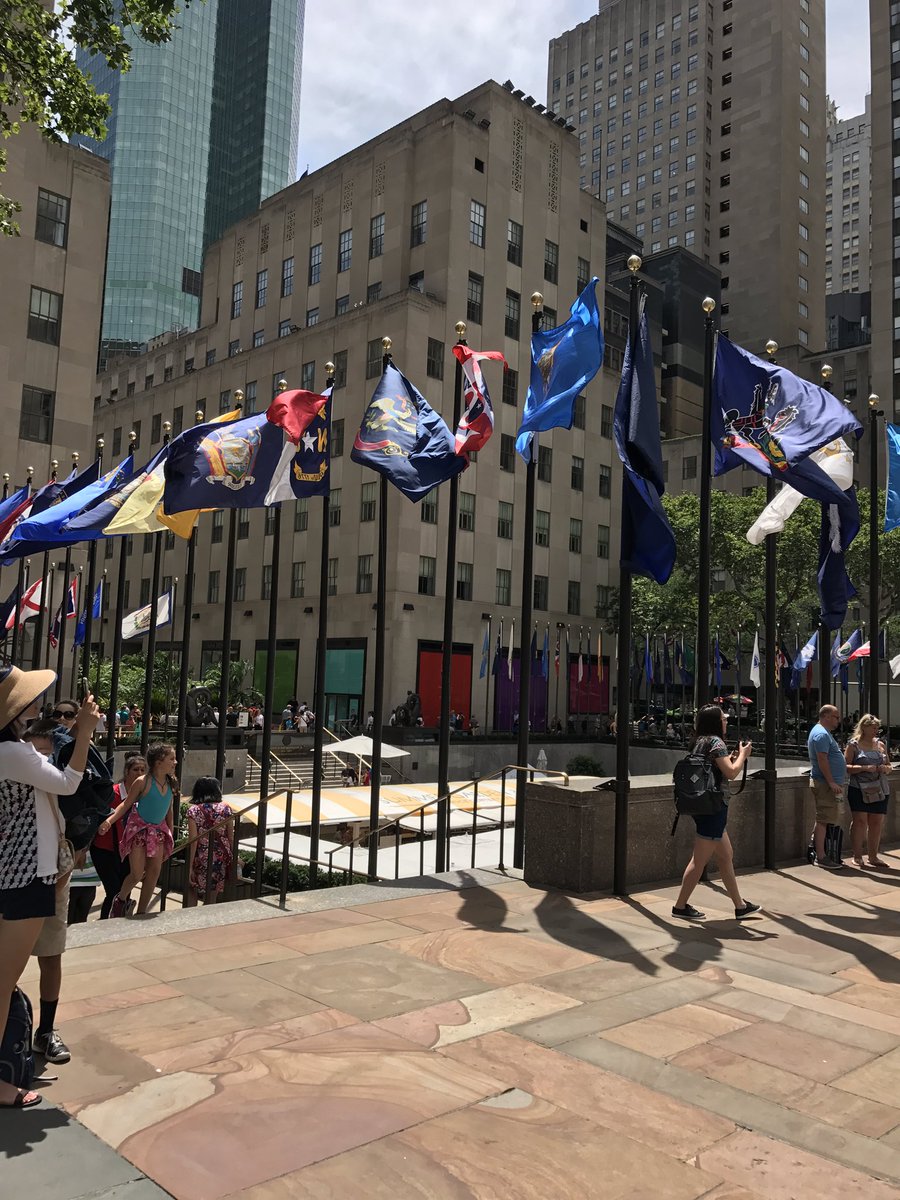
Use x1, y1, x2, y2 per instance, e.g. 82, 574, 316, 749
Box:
254, 648, 297, 713
324, 648, 364, 695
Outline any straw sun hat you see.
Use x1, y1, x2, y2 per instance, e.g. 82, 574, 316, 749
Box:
0, 664, 57, 731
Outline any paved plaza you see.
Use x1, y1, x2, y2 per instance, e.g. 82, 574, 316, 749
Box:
5, 852, 900, 1199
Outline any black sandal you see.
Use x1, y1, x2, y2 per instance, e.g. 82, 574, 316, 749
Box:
1, 1088, 42, 1108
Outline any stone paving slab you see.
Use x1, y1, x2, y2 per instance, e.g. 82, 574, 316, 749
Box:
13, 850, 900, 1199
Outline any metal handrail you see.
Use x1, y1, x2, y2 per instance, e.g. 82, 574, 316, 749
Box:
325, 763, 569, 880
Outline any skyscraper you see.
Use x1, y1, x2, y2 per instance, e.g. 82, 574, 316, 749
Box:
547, 0, 826, 354
825, 95, 871, 296
73, 0, 304, 360
870, 0, 897, 415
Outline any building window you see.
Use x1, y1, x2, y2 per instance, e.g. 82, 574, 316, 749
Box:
301, 361, 315, 391
306, 308, 318, 326
537, 444, 552, 482
507, 219, 523, 266
231, 280, 243, 318
211, 510, 224, 544
233, 568, 246, 602
366, 337, 383, 379
410, 200, 427, 246
237, 508, 250, 539
459, 491, 475, 531
502, 367, 518, 406
360, 481, 376, 521
369, 213, 384, 258
335, 294, 350, 316
356, 555, 373, 594
327, 418, 342, 457
367, 281, 382, 303
281, 256, 294, 297
291, 561, 305, 598
427, 338, 444, 380
338, 229, 352, 272
544, 239, 559, 284
333, 350, 347, 389
469, 199, 486, 247
28, 286, 62, 344
151, 412, 162, 444
207, 572, 220, 604
535, 509, 550, 547
496, 568, 511, 606
599, 464, 611, 497
569, 518, 582, 553
600, 404, 614, 438
252, 329, 264, 349
682, 455, 697, 480
256, 268, 268, 308
19, 385, 54, 443
597, 524, 610, 558
229, 338, 241, 357
327, 558, 338, 596
276, 320, 292, 339
571, 455, 584, 491
308, 242, 322, 284
467, 272, 484, 324
328, 488, 342, 527
533, 575, 549, 611
577, 256, 591, 291
500, 433, 515, 472
295, 498, 309, 532
35, 188, 69, 247
421, 489, 437, 524
567, 580, 581, 615
418, 555, 436, 596
497, 501, 513, 539
456, 561, 473, 601
505, 289, 520, 339
219, 388, 232, 413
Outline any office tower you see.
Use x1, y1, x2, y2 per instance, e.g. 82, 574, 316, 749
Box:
0, 124, 109, 484
73, 0, 304, 360
826, 95, 871, 295
870, 1, 897, 414
548, 0, 826, 354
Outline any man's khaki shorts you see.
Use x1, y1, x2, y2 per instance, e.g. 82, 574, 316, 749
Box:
31, 877, 69, 958
810, 777, 843, 825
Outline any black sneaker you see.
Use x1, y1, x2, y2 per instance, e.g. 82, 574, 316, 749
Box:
735, 902, 761, 920
33, 1029, 71, 1064
671, 903, 706, 920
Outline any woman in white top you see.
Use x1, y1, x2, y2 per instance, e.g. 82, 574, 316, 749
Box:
0, 664, 98, 1108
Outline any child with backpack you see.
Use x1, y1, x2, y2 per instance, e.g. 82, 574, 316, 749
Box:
671, 704, 760, 921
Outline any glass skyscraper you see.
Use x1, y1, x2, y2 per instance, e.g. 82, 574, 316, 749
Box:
73, 0, 304, 356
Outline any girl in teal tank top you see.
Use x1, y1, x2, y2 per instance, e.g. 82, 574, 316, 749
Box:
99, 743, 178, 916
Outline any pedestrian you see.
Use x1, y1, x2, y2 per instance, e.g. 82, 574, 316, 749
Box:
186, 777, 234, 905
672, 704, 759, 921
807, 704, 847, 870
844, 713, 893, 869
92, 754, 145, 919
98, 743, 177, 916
0, 669, 99, 1107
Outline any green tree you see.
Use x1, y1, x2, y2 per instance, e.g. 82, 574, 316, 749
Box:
1, 0, 193, 233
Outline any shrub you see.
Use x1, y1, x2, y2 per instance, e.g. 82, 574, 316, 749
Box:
238, 850, 365, 892
565, 754, 606, 777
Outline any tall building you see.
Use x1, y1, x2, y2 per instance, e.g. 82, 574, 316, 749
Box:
0, 124, 109, 485
91, 82, 619, 729
73, 0, 304, 360
870, 0, 897, 415
825, 95, 871, 295
547, 0, 826, 354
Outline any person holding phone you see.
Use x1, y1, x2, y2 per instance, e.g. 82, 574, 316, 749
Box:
672, 704, 759, 921
845, 714, 893, 868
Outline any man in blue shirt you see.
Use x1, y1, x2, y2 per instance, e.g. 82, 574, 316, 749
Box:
807, 704, 846, 869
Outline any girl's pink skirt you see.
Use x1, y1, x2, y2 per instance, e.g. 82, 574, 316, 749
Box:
119, 810, 174, 861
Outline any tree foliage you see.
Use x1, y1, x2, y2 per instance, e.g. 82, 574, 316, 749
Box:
86, 652, 256, 713
1, 0, 193, 233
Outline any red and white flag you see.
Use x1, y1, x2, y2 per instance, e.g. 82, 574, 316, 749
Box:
847, 640, 870, 660
451, 346, 505, 457
6, 576, 45, 630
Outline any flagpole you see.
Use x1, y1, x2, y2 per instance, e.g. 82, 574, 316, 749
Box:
80, 437, 104, 683
44, 561, 57, 671
695, 297, 717, 710
214, 429, 239, 780
367, 337, 393, 881
762, 340, 779, 870
107, 534, 129, 760
612, 257, 642, 895
794, 623, 801, 748
868, 392, 883, 715
53, 456, 77, 700
819, 366, 835, 712
436, 321, 467, 873
514, 293, 544, 871
554, 623, 560, 728
309, 363, 336, 888
10, 467, 34, 668
484, 613, 492, 733
175, 410, 203, 779
31, 459, 57, 670
141, 424, 169, 756
736, 628, 742, 742
95, 569, 107, 696
165, 578, 177, 729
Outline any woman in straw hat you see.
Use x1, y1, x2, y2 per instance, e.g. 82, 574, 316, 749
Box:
0, 664, 99, 1108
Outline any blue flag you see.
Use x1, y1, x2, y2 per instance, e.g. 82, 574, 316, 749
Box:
351, 364, 464, 502
644, 632, 653, 684
613, 305, 676, 584
73, 583, 102, 648
163, 413, 284, 514
886, 424, 900, 532
0, 485, 30, 529
516, 279, 604, 462
0, 458, 132, 563
66, 446, 168, 536
791, 630, 817, 690
479, 627, 490, 680
836, 628, 863, 666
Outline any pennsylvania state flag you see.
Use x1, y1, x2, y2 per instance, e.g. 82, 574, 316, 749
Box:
351, 364, 464, 503
516, 279, 604, 462
163, 413, 284, 514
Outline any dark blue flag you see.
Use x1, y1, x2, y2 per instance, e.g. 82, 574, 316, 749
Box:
516, 279, 604, 462
351, 364, 464, 502
66, 446, 168, 537
887, 423, 900, 532
663, 639, 673, 686
644, 632, 653, 684
0, 485, 30, 529
265, 388, 332, 502
491, 628, 502, 677
530, 630, 542, 678
163, 413, 284, 514
73, 583, 102, 648
613, 304, 676, 584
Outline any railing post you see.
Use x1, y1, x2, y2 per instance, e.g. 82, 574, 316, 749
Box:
499, 772, 507, 870
280, 789, 293, 905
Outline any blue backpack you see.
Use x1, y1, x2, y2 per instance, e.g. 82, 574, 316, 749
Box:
0, 988, 35, 1089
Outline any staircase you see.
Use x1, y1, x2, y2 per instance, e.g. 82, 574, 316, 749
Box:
243, 746, 346, 793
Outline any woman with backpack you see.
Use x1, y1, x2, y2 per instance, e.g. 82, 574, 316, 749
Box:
672, 704, 759, 922
0, 666, 99, 1108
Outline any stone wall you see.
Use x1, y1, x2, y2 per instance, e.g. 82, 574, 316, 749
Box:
109, 749, 248, 796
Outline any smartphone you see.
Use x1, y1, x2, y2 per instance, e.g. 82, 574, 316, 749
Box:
79, 676, 90, 702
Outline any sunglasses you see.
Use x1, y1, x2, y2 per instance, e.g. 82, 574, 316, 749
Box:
51, 709, 77, 719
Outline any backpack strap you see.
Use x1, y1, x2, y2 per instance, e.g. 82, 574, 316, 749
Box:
670, 811, 680, 837
729, 756, 749, 795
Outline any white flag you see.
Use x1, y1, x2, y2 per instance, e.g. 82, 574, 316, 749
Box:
746, 440, 854, 545
507, 618, 514, 680
122, 590, 172, 640
749, 631, 761, 688
890, 653, 900, 680
5, 575, 45, 629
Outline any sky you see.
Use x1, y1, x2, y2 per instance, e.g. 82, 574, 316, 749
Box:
297, 1, 870, 176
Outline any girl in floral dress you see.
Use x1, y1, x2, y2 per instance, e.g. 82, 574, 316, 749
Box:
186, 777, 234, 904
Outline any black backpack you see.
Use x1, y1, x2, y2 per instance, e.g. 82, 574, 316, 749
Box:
673, 738, 725, 818
806, 823, 844, 866
0, 988, 35, 1090
53, 733, 116, 851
